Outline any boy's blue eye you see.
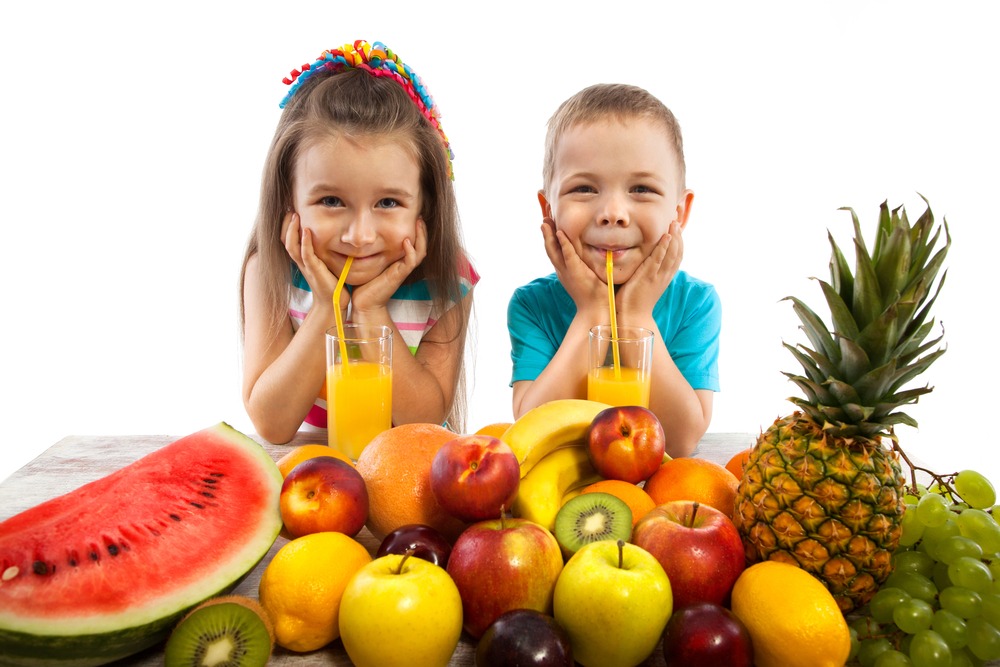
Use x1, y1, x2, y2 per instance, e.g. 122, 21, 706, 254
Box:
320, 196, 343, 207
632, 185, 653, 194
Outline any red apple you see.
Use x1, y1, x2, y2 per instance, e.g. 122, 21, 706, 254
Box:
446, 516, 564, 638
376, 523, 452, 568
430, 434, 520, 522
587, 406, 665, 483
662, 602, 754, 667
631, 500, 745, 609
279, 456, 368, 538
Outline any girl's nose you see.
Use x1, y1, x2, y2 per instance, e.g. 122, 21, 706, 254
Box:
598, 193, 629, 227
341, 212, 377, 247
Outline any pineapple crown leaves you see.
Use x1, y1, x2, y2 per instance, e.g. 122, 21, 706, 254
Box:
781, 196, 951, 438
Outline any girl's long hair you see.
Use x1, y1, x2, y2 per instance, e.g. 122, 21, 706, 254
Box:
239, 69, 470, 430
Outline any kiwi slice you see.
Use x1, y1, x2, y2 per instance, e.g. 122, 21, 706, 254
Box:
164, 595, 274, 667
554, 491, 632, 557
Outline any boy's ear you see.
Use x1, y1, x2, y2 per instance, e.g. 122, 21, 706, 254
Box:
537, 190, 552, 219
675, 189, 695, 230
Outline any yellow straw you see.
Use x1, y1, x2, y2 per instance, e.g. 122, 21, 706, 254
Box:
333, 256, 353, 374
606, 250, 621, 378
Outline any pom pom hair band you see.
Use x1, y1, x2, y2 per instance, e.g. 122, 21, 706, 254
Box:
280, 40, 454, 178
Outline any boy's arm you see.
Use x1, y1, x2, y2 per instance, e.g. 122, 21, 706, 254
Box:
512, 311, 594, 418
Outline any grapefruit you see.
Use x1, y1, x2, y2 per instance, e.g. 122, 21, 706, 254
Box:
355, 423, 467, 542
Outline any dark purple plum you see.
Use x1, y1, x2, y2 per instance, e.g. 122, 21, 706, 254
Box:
376, 523, 452, 568
662, 602, 754, 667
475, 609, 573, 667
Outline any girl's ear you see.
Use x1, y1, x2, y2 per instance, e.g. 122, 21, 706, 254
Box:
675, 189, 695, 230
537, 190, 553, 219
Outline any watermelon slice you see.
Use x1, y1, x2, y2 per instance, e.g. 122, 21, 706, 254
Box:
0, 423, 283, 667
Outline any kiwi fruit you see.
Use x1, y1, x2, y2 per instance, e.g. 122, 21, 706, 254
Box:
554, 491, 632, 557
164, 595, 274, 667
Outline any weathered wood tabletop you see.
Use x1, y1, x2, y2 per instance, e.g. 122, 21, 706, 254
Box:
0, 430, 756, 666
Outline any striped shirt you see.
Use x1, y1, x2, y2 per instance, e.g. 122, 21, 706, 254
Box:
289, 260, 479, 430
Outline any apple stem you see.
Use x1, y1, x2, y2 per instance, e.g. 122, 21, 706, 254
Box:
396, 548, 415, 574
689, 501, 700, 527
500, 505, 506, 529
617, 539, 625, 569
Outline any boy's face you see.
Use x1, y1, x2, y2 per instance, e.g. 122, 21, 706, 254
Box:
539, 117, 693, 284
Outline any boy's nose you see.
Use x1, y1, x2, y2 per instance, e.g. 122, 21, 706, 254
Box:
597, 193, 629, 227
341, 212, 377, 247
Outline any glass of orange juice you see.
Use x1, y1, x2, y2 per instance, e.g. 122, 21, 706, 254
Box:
587, 325, 653, 408
325, 324, 392, 460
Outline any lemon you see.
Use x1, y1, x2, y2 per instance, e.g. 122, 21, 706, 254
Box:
730, 560, 851, 667
258, 532, 372, 652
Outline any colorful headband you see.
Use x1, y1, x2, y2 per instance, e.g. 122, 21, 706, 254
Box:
280, 40, 454, 178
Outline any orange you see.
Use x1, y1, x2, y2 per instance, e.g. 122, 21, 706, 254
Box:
474, 422, 514, 438
355, 423, 467, 542
644, 457, 739, 518
580, 479, 656, 526
276, 443, 355, 478
725, 447, 753, 481
258, 532, 372, 652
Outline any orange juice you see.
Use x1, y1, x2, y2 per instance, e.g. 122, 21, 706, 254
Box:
588, 365, 651, 408
327, 360, 392, 460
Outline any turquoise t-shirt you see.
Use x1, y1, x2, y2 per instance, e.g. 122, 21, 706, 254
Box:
507, 271, 721, 391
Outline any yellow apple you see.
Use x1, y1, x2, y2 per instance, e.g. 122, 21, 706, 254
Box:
338, 552, 463, 667
553, 539, 672, 667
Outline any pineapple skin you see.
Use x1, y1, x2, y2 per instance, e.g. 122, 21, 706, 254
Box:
733, 412, 905, 613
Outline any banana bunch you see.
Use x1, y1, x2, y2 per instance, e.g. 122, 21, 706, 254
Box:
501, 399, 610, 477
501, 399, 610, 531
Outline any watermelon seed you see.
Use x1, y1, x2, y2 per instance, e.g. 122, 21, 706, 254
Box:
32, 561, 49, 575
89, 551, 99, 561
169, 514, 182, 521
202, 478, 218, 484
190, 501, 205, 509
2, 566, 18, 581
210, 472, 225, 477
201, 492, 215, 498
107, 544, 119, 556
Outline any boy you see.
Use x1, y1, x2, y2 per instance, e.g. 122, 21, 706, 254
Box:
507, 83, 721, 457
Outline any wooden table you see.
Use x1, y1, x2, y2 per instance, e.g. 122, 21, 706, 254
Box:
0, 431, 756, 666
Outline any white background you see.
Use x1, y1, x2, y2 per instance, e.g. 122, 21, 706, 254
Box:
2, 2, 998, 485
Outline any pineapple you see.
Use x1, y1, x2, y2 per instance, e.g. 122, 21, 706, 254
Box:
733, 198, 950, 612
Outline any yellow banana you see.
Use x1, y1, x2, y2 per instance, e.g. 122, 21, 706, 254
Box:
511, 445, 601, 532
500, 399, 611, 478
560, 473, 606, 506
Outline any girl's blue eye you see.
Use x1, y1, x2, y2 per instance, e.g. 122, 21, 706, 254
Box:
320, 196, 343, 207
376, 198, 399, 209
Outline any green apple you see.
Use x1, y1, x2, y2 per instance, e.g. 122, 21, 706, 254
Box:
338, 551, 463, 667
553, 539, 672, 667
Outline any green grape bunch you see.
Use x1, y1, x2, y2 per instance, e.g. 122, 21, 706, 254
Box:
848, 465, 1000, 666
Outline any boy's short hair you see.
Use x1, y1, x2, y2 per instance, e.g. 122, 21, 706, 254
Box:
542, 83, 686, 193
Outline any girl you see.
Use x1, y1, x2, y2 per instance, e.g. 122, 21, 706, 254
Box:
240, 41, 478, 444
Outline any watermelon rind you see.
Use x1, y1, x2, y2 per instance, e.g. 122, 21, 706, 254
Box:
0, 423, 283, 667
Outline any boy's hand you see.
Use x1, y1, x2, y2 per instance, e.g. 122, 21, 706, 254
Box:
617, 221, 684, 315
542, 218, 606, 315
283, 212, 341, 311
351, 219, 428, 315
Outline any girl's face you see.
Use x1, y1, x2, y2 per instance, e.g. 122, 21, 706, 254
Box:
539, 118, 691, 284
292, 133, 423, 284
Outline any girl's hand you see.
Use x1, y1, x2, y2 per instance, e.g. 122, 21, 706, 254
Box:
617, 221, 684, 316
542, 218, 606, 315
351, 219, 428, 315
283, 212, 343, 311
